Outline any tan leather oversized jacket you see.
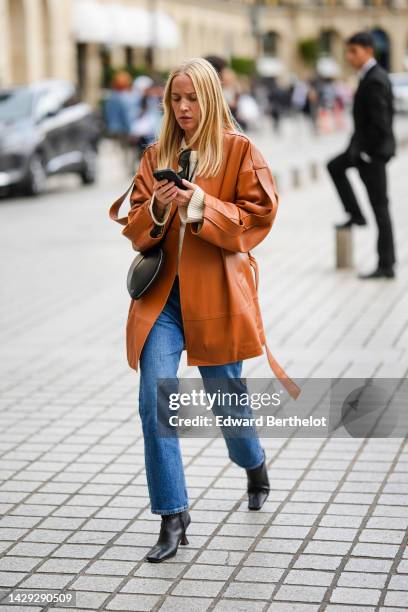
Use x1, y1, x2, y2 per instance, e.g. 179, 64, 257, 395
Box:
110, 130, 300, 399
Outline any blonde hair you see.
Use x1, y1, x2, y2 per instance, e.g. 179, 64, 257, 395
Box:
157, 57, 239, 178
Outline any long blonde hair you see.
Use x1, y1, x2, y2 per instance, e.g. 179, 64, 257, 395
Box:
157, 57, 239, 178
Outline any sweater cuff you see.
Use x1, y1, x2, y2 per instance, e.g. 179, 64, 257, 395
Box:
149, 193, 172, 226
185, 186, 205, 222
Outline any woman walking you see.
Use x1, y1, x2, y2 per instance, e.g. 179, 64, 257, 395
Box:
109, 58, 299, 563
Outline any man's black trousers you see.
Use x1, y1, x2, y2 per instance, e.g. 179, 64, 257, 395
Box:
327, 151, 396, 269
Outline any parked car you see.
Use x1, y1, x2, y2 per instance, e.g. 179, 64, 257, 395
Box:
0, 79, 101, 196
389, 72, 408, 114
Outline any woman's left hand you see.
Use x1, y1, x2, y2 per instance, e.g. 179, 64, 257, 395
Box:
174, 179, 197, 208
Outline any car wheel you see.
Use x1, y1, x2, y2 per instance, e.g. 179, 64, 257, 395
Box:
24, 153, 47, 196
80, 146, 97, 184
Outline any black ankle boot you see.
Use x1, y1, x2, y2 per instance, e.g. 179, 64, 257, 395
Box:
246, 460, 270, 510
145, 510, 191, 563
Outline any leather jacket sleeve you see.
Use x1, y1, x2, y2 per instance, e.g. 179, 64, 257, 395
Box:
191, 144, 279, 252
121, 148, 174, 251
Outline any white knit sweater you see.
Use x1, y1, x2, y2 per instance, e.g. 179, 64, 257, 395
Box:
148, 139, 205, 273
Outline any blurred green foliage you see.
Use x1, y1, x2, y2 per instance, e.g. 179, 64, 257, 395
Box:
230, 56, 256, 76
298, 38, 320, 65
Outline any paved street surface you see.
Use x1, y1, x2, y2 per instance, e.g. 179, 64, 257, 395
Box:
0, 124, 407, 611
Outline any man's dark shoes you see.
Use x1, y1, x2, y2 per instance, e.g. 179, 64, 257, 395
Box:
246, 460, 270, 511
146, 510, 191, 562
335, 216, 367, 229
358, 266, 395, 280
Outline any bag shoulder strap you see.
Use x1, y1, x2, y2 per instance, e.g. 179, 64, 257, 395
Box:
109, 176, 137, 227
109, 143, 159, 225
108, 175, 178, 237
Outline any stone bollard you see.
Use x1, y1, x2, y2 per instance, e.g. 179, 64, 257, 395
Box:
291, 167, 301, 188
310, 161, 319, 181
336, 227, 353, 268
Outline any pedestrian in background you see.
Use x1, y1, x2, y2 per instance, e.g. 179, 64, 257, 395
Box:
204, 55, 241, 121
103, 70, 135, 169
128, 76, 164, 170
104, 70, 133, 138
265, 77, 288, 134
327, 31, 396, 279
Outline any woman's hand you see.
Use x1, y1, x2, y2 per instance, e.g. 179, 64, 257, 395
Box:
153, 177, 198, 215
174, 178, 197, 209
153, 179, 178, 208
151, 179, 178, 222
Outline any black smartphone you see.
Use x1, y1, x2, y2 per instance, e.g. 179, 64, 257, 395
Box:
153, 168, 187, 190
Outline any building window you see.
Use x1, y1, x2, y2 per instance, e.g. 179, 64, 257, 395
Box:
125, 47, 133, 68
100, 46, 112, 89
262, 31, 279, 57
76, 43, 87, 97
315, 0, 344, 5
320, 30, 334, 55
362, 0, 394, 6
319, 30, 338, 56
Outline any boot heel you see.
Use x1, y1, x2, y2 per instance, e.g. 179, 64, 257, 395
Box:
180, 532, 189, 545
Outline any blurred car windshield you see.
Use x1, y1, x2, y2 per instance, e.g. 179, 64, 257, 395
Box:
0, 88, 32, 123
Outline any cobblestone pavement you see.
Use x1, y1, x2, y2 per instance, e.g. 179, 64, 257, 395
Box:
0, 126, 407, 611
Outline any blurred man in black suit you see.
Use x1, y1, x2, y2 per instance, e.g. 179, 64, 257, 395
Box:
327, 31, 396, 279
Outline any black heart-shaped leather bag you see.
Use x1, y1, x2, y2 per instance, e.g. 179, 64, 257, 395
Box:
126, 245, 164, 299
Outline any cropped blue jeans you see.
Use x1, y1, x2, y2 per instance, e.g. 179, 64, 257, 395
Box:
138, 274, 265, 515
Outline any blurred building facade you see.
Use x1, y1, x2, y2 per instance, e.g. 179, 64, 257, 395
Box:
0, 0, 407, 104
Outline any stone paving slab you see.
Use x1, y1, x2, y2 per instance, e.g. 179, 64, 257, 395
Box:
0, 130, 407, 610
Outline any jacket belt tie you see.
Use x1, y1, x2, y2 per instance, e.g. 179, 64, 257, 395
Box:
248, 252, 301, 401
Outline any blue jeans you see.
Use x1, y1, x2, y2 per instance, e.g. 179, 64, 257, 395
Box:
138, 274, 265, 515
